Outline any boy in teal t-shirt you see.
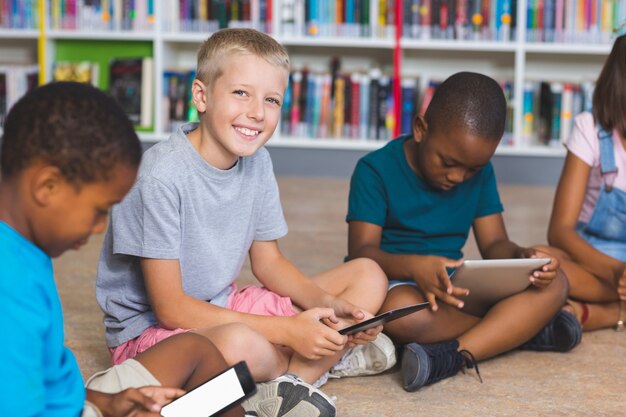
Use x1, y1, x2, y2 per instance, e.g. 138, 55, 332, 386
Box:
0, 82, 245, 417
347, 72, 583, 392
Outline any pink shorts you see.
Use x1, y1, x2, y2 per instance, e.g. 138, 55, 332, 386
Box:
109, 284, 297, 365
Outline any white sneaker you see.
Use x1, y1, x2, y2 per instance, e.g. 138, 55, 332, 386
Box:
242, 373, 336, 417
329, 332, 397, 378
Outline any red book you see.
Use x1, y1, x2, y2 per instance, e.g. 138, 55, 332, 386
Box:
350, 74, 360, 139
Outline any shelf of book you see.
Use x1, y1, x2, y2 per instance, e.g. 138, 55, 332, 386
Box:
1, 0, 624, 163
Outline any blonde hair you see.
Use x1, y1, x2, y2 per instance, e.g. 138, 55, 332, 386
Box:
197, 28, 290, 90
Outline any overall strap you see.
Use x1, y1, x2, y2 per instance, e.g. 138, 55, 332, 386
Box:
597, 127, 618, 191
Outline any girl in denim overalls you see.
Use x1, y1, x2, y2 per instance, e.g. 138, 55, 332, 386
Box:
541, 32, 626, 332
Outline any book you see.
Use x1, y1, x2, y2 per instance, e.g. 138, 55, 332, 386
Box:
53, 61, 99, 87
109, 56, 153, 128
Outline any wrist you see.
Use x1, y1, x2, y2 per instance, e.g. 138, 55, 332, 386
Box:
84, 391, 112, 417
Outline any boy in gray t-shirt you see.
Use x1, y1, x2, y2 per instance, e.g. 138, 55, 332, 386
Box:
96, 29, 393, 416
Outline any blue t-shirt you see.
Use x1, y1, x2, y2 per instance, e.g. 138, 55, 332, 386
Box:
0, 221, 85, 416
347, 136, 504, 260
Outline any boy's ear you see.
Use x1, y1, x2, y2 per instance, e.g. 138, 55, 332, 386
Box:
30, 166, 64, 207
412, 115, 428, 143
191, 79, 209, 114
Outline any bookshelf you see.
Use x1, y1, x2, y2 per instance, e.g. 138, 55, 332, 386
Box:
0, 0, 622, 160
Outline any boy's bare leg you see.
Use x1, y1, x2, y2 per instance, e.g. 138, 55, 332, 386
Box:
382, 271, 568, 361
134, 332, 244, 417
287, 258, 388, 383
194, 323, 289, 382
456, 271, 567, 359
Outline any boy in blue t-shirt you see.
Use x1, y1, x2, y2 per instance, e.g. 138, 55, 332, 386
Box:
0, 82, 245, 417
347, 72, 583, 391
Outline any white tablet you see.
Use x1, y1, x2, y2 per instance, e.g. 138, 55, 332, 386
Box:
450, 258, 551, 317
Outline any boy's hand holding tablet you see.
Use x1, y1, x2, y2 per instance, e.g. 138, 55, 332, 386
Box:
450, 256, 553, 316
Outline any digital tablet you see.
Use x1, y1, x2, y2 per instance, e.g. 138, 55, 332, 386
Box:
160, 361, 256, 417
338, 302, 430, 335
451, 258, 551, 317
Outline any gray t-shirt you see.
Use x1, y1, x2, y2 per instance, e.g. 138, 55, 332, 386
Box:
96, 123, 288, 347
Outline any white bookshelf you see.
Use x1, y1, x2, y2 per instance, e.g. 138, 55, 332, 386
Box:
0, 0, 613, 159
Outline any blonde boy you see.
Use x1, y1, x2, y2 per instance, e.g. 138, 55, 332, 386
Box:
96, 29, 392, 416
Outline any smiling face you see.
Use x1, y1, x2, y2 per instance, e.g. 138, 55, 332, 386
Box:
406, 122, 499, 191
29, 162, 137, 258
190, 53, 288, 169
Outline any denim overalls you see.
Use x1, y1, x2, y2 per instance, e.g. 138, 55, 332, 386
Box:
577, 127, 626, 262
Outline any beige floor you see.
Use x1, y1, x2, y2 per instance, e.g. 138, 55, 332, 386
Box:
55, 177, 625, 417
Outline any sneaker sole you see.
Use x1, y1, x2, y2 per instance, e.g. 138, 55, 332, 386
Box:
245, 380, 336, 417
401, 343, 430, 392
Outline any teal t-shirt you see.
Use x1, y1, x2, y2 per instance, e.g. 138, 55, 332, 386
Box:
347, 136, 504, 260
0, 221, 85, 416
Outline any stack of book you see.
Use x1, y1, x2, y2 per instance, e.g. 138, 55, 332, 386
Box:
521, 80, 594, 146
402, 0, 517, 41
526, 0, 626, 43
162, 69, 199, 132
164, 0, 272, 33
49, 0, 155, 31
0, 0, 40, 29
0, 65, 39, 129
279, 65, 415, 141
280, 0, 377, 38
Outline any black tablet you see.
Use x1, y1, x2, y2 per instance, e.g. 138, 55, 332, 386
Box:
338, 302, 430, 335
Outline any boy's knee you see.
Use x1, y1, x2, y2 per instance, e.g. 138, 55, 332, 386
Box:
350, 258, 388, 287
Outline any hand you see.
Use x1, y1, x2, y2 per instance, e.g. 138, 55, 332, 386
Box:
87, 386, 184, 417
409, 255, 466, 311
286, 308, 348, 360
321, 298, 382, 347
521, 247, 559, 288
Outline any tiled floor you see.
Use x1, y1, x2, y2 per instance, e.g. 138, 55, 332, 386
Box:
56, 177, 625, 416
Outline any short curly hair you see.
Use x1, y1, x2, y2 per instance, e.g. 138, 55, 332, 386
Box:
1, 81, 142, 185
424, 71, 506, 142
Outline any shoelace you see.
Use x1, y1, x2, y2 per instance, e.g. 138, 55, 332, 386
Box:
460, 349, 483, 383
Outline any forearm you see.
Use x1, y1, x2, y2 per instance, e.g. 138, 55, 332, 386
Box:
479, 239, 525, 260
254, 254, 333, 311
350, 244, 418, 281
154, 292, 295, 345
549, 225, 622, 281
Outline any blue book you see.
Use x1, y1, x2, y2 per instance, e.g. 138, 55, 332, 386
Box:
282, 74, 293, 135
543, 0, 555, 42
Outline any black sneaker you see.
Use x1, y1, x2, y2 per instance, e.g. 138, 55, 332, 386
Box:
519, 309, 582, 352
401, 340, 481, 392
